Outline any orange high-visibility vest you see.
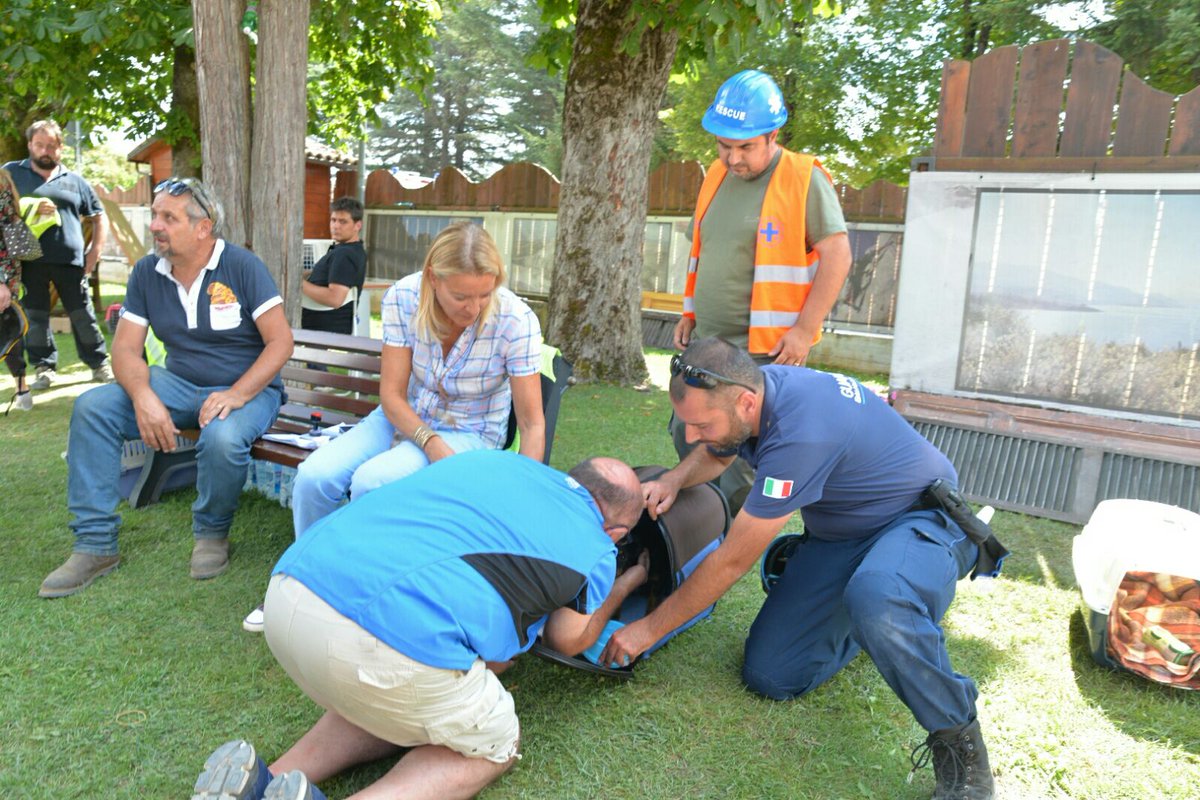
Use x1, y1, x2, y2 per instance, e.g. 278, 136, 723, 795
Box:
684, 149, 828, 354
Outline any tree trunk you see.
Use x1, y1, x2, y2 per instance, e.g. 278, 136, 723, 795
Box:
250, 0, 310, 322
0, 132, 26, 165
193, 0, 252, 247
170, 44, 202, 179
547, 0, 678, 384
1, 94, 50, 163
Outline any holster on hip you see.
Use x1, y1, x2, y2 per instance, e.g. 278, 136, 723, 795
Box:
918, 479, 1010, 580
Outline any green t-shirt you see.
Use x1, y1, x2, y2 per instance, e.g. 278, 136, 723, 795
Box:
690, 149, 846, 351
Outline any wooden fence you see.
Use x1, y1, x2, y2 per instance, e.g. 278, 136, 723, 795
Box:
94, 176, 152, 205
347, 159, 906, 223
930, 39, 1200, 172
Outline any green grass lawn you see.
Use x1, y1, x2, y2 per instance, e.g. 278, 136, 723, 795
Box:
1, 324, 1197, 799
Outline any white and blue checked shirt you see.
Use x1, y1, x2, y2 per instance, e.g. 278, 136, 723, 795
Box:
382, 272, 542, 447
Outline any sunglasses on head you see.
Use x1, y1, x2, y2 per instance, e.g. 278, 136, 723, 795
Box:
154, 177, 212, 220
670, 353, 757, 392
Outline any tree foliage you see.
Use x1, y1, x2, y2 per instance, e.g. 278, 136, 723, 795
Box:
306, 0, 442, 146
661, 0, 1065, 186
0, 0, 192, 161
0, 0, 440, 164
79, 143, 146, 190
1087, 0, 1200, 93
369, 0, 564, 178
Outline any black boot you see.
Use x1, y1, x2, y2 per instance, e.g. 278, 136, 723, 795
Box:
909, 717, 994, 800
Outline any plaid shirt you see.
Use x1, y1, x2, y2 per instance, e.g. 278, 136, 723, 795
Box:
382, 272, 541, 447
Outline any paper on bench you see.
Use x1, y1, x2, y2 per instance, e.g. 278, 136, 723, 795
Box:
261, 423, 354, 450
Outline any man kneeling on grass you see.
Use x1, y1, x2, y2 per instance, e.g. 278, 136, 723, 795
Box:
192, 450, 648, 800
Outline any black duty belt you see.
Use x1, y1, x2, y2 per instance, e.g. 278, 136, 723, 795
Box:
914, 479, 1010, 580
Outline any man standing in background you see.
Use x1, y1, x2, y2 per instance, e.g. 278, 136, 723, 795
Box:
3, 119, 112, 388
671, 70, 852, 513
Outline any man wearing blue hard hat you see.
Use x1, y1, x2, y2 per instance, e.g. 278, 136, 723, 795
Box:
670, 69, 852, 514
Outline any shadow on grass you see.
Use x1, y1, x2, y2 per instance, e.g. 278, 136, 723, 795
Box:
1067, 609, 1200, 757
989, 511, 1080, 591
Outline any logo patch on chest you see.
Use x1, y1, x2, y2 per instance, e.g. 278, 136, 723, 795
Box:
207, 281, 237, 305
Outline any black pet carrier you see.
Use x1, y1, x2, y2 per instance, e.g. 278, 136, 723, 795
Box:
531, 465, 729, 678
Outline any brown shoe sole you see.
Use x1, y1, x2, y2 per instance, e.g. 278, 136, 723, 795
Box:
191, 560, 230, 580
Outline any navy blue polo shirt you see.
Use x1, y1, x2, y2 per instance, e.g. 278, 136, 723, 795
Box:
740, 366, 957, 540
273, 450, 618, 670
120, 240, 284, 390
2, 159, 102, 267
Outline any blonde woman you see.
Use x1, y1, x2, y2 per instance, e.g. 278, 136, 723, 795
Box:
295, 220, 545, 525
0, 168, 32, 410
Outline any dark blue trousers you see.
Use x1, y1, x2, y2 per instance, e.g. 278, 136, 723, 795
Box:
742, 510, 980, 733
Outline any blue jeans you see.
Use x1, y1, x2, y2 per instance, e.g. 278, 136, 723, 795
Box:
290, 406, 490, 536
67, 366, 282, 555
742, 510, 980, 732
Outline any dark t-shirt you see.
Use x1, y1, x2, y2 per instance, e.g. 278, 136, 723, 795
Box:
301, 240, 366, 334
740, 366, 957, 540
2, 159, 102, 267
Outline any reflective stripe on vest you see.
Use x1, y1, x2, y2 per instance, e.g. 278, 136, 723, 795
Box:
686, 149, 827, 354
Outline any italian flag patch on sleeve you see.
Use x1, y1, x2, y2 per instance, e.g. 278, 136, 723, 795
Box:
762, 477, 793, 499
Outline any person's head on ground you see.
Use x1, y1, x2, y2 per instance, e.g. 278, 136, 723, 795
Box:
150, 176, 225, 265
329, 196, 363, 244
702, 70, 787, 181
569, 457, 645, 542
670, 337, 763, 451
417, 220, 505, 340
25, 120, 65, 173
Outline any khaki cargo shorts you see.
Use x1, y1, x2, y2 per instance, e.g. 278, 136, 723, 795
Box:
264, 573, 520, 763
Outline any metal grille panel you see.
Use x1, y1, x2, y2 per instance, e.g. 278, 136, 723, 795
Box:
1098, 454, 1200, 512
366, 214, 482, 281
912, 423, 1078, 514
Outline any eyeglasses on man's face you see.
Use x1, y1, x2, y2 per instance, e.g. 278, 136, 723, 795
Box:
154, 178, 213, 221
669, 353, 757, 393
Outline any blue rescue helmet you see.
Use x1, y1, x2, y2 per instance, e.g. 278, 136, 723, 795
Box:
702, 69, 788, 140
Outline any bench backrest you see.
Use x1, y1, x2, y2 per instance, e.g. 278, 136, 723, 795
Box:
275, 328, 383, 433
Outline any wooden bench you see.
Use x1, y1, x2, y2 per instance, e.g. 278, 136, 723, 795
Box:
127, 328, 573, 507
251, 328, 385, 468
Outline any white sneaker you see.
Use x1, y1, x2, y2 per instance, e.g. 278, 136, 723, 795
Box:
15, 390, 32, 411
242, 603, 265, 633
92, 361, 114, 383
30, 368, 55, 390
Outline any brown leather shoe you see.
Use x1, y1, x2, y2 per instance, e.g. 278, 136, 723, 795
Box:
39, 553, 120, 598
190, 538, 230, 579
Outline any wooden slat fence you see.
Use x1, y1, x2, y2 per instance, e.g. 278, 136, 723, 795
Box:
94, 176, 152, 206
361, 160, 904, 224
931, 38, 1200, 171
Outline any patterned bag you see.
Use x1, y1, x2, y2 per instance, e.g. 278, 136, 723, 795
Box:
2, 215, 42, 261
